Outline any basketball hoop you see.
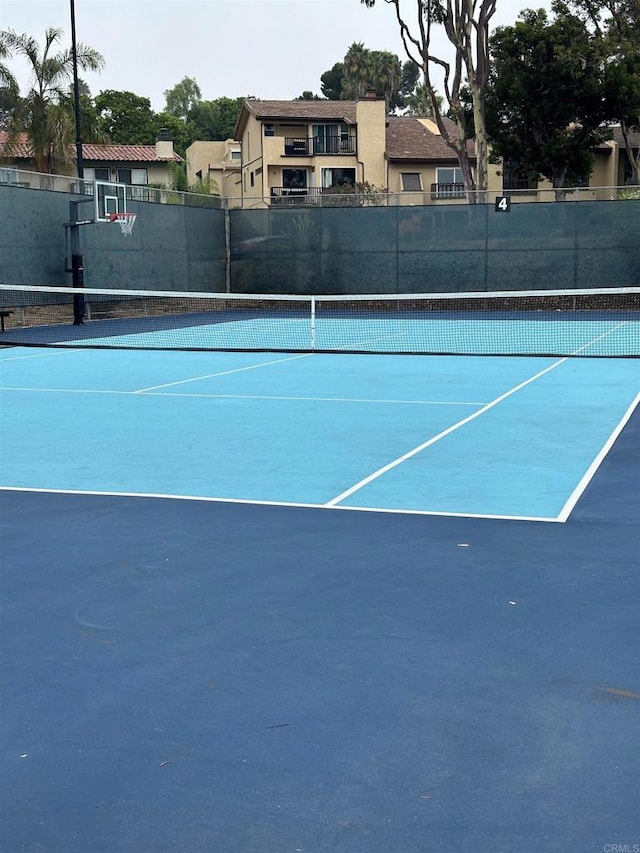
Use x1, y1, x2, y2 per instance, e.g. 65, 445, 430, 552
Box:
109, 212, 137, 237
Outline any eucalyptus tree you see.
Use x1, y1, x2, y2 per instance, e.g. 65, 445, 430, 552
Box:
1, 26, 104, 173
163, 76, 202, 122
361, 0, 497, 202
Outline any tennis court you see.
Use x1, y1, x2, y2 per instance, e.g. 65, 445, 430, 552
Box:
1, 284, 639, 852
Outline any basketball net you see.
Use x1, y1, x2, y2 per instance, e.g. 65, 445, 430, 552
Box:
109, 212, 137, 237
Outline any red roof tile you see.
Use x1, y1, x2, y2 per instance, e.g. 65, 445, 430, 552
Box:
0, 132, 182, 162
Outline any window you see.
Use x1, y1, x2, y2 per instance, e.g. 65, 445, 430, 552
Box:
282, 168, 308, 194
231, 150, 241, 160
434, 167, 465, 198
313, 123, 351, 154
401, 173, 422, 191
502, 159, 537, 192
92, 167, 110, 182
116, 168, 147, 185
264, 123, 275, 137
250, 171, 255, 188
321, 168, 355, 189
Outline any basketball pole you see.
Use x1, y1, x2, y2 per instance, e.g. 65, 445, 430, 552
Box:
69, 0, 84, 324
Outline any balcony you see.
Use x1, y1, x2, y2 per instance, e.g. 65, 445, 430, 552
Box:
271, 186, 319, 205
270, 186, 388, 207
283, 135, 357, 156
430, 183, 467, 200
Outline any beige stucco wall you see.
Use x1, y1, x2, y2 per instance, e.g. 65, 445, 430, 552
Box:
241, 114, 266, 202
354, 97, 387, 188
186, 139, 241, 200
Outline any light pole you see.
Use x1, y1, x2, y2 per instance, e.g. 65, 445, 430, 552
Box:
69, 0, 83, 180
69, 0, 85, 324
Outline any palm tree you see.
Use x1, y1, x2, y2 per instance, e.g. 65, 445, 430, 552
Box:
0, 30, 17, 89
2, 27, 104, 173
0, 32, 19, 131
342, 42, 372, 99
404, 84, 443, 119
370, 51, 402, 111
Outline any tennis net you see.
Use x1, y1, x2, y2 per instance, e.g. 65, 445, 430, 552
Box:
0, 284, 638, 357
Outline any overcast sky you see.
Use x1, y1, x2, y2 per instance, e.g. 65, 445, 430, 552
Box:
2, 0, 552, 112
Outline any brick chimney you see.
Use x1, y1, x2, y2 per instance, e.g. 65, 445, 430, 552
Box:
155, 128, 174, 159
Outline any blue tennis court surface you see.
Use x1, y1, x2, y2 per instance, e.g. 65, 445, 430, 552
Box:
1, 347, 638, 519
1, 344, 639, 853
45, 314, 640, 357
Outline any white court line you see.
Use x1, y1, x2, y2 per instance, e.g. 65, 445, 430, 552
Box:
0, 386, 486, 406
555, 390, 640, 522
324, 356, 571, 507
0, 486, 559, 523
133, 353, 312, 393
0, 348, 80, 363
326, 321, 636, 509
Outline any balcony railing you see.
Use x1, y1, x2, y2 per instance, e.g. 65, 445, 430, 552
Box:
283, 135, 357, 156
270, 186, 390, 207
284, 138, 310, 155
430, 183, 467, 200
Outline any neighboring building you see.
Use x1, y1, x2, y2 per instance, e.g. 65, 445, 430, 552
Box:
232, 93, 423, 206
0, 130, 182, 189
385, 115, 494, 202
231, 95, 637, 206
186, 138, 242, 203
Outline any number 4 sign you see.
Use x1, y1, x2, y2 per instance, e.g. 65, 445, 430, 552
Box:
495, 196, 511, 212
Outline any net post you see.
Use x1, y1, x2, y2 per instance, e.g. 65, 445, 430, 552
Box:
310, 296, 317, 350
68, 199, 85, 325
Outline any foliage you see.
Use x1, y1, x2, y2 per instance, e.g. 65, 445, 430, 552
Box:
320, 63, 344, 100
485, 4, 612, 195
295, 91, 324, 101
167, 160, 188, 191
152, 111, 190, 156
188, 174, 219, 196
321, 180, 389, 206
566, 0, 640, 183
320, 43, 418, 111
0, 26, 104, 173
0, 30, 17, 91
95, 89, 157, 143
0, 85, 19, 130
163, 75, 202, 121
405, 83, 442, 118
186, 96, 246, 141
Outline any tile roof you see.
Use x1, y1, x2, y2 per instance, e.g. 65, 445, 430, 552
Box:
0, 132, 182, 162
83, 143, 182, 162
244, 100, 359, 123
386, 116, 475, 161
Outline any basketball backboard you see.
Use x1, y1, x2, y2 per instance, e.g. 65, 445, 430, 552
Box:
94, 180, 127, 221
